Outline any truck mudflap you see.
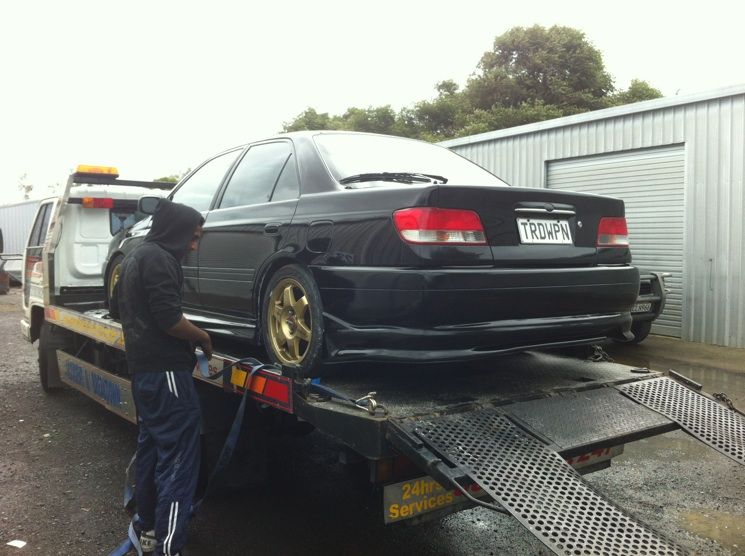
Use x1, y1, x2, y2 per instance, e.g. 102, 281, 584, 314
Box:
619, 377, 745, 465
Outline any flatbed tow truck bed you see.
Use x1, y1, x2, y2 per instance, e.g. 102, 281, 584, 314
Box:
43, 303, 744, 555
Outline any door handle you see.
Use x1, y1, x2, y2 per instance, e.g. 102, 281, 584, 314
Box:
264, 223, 281, 235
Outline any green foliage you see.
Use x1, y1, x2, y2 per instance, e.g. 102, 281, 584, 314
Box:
467, 25, 613, 112
411, 80, 470, 140
281, 26, 663, 141
154, 169, 191, 183
155, 175, 179, 183
608, 79, 663, 106
282, 108, 337, 132
458, 103, 566, 138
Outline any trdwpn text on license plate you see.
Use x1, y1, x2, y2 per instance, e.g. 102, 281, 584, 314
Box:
517, 218, 572, 245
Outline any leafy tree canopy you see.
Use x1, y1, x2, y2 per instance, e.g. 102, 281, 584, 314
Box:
155, 175, 179, 183
282, 25, 663, 141
467, 25, 613, 112
154, 169, 191, 184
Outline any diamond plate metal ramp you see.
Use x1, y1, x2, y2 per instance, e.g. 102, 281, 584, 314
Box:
619, 377, 745, 465
414, 409, 685, 556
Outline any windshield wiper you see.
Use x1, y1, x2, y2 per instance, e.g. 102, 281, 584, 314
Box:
339, 172, 448, 186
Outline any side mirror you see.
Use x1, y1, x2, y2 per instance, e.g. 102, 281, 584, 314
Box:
138, 196, 161, 215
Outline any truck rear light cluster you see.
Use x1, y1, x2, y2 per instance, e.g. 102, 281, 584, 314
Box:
597, 217, 629, 247
82, 197, 114, 209
393, 207, 487, 245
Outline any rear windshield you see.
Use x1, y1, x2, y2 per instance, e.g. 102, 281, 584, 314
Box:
314, 133, 508, 187
110, 209, 138, 235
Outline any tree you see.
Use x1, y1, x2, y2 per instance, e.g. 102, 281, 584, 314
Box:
339, 106, 398, 134
410, 80, 470, 140
458, 103, 565, 137
609, 79, 663, 106
282, 108, 337, 132
155, 169, 191, 183
281, 25, 663, 141
18, 173, 33, 200
283, 105, 412, 136
154, 175, 180, 183
465, 25, 613, 112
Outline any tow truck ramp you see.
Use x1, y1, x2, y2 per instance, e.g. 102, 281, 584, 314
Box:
619, 377, 744, 465
389, 376, 745, 556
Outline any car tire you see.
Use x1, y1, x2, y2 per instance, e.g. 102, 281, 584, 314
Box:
39, 322, 71, 392
261, 264, 324, 378
628, 321, 653, 344
105, 254, 124, 309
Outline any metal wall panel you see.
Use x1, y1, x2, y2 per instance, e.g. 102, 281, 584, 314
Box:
546, 146, 685, 337
0, 200, 40, 253
445, 87, 745, 348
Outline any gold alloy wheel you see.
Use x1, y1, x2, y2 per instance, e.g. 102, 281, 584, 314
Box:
109, 262, 122, 300
267, 277, 312, 365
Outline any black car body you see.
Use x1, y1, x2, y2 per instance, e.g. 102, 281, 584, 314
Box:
105, 131, 639, 376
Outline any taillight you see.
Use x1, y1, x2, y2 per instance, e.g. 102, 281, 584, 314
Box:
597, 217, 629, 247
82, 197, 114, 209
31, 261, 44, 278
393, 208, 486, 245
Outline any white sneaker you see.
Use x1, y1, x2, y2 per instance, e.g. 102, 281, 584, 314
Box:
128, 520, 156, 555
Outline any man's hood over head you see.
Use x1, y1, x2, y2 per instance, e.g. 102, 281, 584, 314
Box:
145, 199, 203, 260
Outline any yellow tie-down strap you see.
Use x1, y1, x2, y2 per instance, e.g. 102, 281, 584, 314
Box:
45, 306, 125, 349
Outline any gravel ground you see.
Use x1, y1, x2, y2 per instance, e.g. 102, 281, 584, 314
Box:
1, 286, 743, 555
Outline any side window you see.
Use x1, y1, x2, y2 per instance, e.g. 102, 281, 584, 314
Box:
171, 149, 241, 211
219, 142, 292, 209
38, 205, 52, 245
27, 204, 51, 247
271, 154, 300, 202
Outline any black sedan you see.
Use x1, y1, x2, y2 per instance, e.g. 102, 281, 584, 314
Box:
105, 131, 639, 377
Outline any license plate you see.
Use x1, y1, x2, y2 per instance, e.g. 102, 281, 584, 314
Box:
517, 218, 572, 244
632, 302, 652, 313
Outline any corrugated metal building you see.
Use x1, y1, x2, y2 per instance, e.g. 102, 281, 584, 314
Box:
441, 85, 745, 348
0, 200, 40, 254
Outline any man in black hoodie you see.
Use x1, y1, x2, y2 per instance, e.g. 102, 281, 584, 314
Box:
114, 199, 212, 556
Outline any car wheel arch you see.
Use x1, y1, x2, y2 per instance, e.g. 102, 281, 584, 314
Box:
30, 306, 45, 343
103, 251, 125, 307
253, 256, 306, 342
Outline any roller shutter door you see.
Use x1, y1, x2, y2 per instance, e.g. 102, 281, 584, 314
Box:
547, 146, 684, 337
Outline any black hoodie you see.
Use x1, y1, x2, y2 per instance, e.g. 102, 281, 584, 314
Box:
116, 199, 203, 374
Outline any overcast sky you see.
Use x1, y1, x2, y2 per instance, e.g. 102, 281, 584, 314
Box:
2, 0, 744, 203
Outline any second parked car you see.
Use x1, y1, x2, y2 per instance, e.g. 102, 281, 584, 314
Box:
104, 131, 639, 376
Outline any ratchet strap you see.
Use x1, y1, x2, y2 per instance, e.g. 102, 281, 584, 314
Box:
308, 380, 388, 416
109, 358, 274, 556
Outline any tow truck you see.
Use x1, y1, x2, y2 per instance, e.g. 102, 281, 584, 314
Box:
21, 166, 745, 555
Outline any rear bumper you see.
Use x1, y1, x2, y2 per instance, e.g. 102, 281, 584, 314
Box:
312, 265, 639, 362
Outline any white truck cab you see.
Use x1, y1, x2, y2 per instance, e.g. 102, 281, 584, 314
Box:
21, 165, 171, 343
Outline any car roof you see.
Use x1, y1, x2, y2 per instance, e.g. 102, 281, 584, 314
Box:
240, 129, 424, 146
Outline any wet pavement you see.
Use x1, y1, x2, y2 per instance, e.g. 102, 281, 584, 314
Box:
604, 337, 745, 555
1, 286, 744, 555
